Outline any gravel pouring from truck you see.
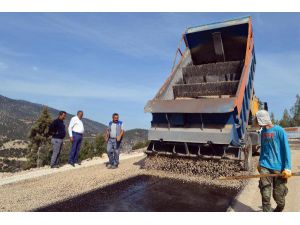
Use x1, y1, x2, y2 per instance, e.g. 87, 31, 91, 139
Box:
144, 17, 261, 171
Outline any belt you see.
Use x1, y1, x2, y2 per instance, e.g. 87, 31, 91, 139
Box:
72, 131, 83, 135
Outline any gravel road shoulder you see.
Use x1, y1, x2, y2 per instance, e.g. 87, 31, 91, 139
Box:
0, 153, 145, 211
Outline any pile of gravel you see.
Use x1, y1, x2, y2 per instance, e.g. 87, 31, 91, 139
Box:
143, 155, 243, 179
142, 154, 260, 191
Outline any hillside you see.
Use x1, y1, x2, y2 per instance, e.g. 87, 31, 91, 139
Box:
0, 94, 148, 146
0, 95, 106, 140
122, 128, 149, 150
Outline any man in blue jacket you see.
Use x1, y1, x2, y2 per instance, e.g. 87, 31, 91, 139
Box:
105, 113, 125, 169
256, 110, 292, 212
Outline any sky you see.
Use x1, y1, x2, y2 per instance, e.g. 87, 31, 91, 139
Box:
0, 13, 300, 129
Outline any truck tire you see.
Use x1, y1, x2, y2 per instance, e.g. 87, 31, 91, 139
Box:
243, 136, 252, 171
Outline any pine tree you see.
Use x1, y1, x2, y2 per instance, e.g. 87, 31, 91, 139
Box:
290, 94, 300, 126
279, 108, 292, 128
270, 112, 276, 124
26, 107, 52, 168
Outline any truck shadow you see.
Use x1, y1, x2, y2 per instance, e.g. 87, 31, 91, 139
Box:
34, 174, 239, 212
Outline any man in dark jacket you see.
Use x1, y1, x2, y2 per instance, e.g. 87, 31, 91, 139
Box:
49, 111, 67, 168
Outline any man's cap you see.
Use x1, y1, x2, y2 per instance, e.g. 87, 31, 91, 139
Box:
256, 110, 272, 126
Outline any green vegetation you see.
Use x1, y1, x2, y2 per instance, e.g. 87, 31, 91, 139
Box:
1, 95, 148, 172
0, 158, 27, 172
52, 134, 106, 165
0, 95, 106, 140
271, 94, 300, 127
26, 107, 53, 168
278, 109, 293, 127
24, 108, 107, 170
270, 112, 276, 124
290, 94, 300, 126
0, 148, 27, 158
132, 140, 150, 150
79, 134, 107, 161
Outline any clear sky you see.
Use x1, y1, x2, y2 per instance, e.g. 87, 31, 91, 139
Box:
0, 13, 299, 129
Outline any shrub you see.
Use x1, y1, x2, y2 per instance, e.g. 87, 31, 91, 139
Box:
132, 140, 150, 150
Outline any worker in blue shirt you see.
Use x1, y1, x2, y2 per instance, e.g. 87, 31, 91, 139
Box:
256, 110, 292, 212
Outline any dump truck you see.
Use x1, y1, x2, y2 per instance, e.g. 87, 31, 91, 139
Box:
144, 16, 260, 171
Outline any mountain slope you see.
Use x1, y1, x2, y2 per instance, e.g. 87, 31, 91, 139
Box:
122, 128, 148, 150
0, 95, 106, 140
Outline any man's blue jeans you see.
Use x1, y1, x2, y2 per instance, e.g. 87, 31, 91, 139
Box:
107, 138, 120, 166
69, 132, 82, 164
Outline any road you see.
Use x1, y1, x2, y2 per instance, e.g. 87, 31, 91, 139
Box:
1, 140, 299, 212
0, 150, 240, 212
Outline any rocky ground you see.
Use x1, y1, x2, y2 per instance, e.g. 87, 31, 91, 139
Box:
0, 140, 29, 151
0, 153, 144, 211
0, 146, 257, 211
143, 154, 259, 191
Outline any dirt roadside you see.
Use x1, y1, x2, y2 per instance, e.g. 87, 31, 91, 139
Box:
0, 153, 146, 211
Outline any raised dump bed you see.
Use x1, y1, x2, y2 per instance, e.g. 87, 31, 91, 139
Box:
144, 17, 260, 171
173, 81, 239, 98
182, 61, 242, 84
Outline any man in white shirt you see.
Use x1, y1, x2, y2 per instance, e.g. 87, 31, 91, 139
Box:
105, 113, 125, 169
68, 110, 85, 166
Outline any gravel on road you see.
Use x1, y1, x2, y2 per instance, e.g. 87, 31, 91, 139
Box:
0, 151, 258, 212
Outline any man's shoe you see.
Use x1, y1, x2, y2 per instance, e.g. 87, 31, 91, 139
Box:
69, 163, 75, 167
75, 163, 81, 166
51, 165, 59, 169
107, 164, 112, 169
111, 165, 117, 169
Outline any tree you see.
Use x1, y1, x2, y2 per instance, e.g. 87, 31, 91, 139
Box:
270, 112, 277, 125
79, 140, 94, 161
132, 140, 150, 150
79, 134, 106, 161
59, 141, 72, 165
279, 108, 292, 128
94, 134, 106, 157
26, 107, 52, 168
290, 94, 300, 126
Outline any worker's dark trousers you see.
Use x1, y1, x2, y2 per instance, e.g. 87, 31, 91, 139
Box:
259, 167, 288, 212
69, 132, 83, 164
107, 138, 121, 166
